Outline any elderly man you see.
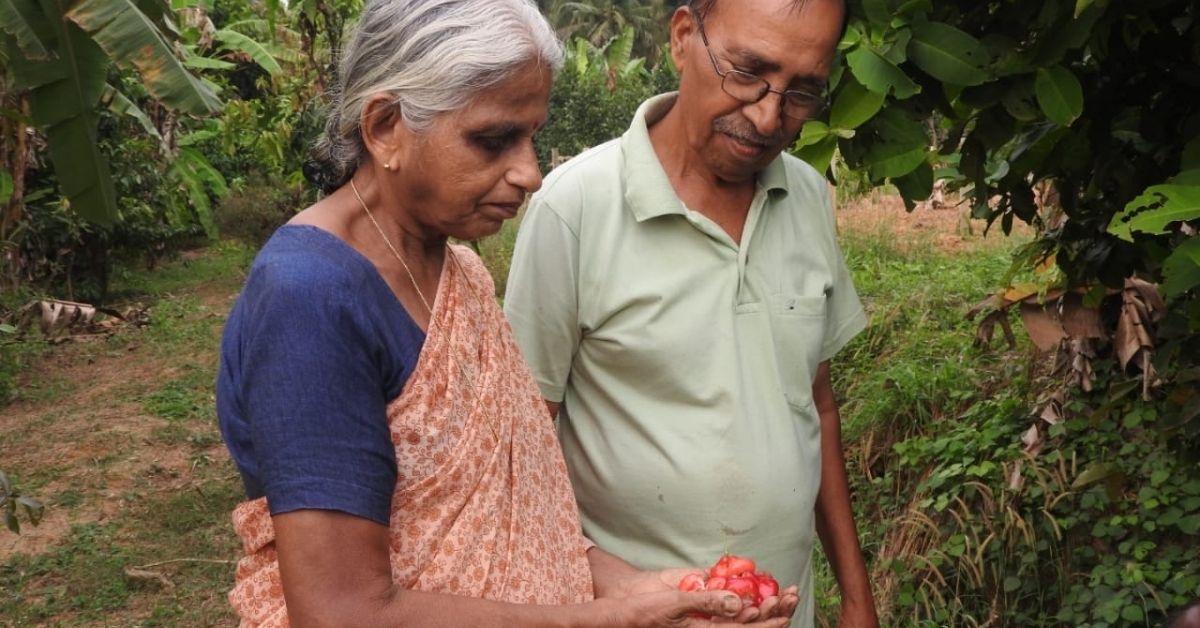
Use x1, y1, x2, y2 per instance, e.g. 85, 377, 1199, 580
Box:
505, 0, 877, 625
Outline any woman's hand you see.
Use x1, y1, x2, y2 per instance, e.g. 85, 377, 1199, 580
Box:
600, 568, 800, 624
593, 589, 793, 628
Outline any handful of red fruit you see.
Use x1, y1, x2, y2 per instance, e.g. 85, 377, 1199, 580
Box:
677, 554, 780, 607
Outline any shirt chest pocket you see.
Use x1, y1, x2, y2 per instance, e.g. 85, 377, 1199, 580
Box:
767, 294, 828, 409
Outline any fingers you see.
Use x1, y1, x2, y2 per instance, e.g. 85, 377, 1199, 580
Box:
690, 591, 743, 619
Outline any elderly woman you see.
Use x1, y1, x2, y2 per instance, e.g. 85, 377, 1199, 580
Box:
216, 1, 797, 626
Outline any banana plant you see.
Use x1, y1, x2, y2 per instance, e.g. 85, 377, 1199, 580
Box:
0, 0, 223, 225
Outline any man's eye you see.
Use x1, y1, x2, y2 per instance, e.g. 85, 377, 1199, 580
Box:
728, 70, 762, 85
785, 92, 823, 107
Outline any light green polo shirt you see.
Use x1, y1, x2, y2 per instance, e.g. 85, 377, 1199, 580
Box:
504, 94, 866, 624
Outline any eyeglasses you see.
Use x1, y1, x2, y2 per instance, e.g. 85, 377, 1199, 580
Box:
693, 11, 829, 120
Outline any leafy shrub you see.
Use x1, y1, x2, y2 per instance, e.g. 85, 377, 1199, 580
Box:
217, 175, 307, 247
535, 37, 678, 171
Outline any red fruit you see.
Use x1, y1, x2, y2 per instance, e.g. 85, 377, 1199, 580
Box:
755, 573, 780, 601
708, 555, 734, 578
678, 573, 706, 592
726, 555, 757, 576
680, 554, 781, 610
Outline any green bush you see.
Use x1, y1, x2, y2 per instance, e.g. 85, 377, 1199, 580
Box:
535, 44, 678, 171
831, 231, 1200, 626
217, 175, 306, 247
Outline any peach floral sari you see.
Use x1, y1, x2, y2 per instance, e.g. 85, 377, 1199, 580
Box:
227, 245, 594, 626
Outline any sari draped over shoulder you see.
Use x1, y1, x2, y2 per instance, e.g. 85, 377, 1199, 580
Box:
227, 245, 594, 627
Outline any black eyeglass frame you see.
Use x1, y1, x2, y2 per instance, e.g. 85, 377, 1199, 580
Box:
692, 10, 830, 121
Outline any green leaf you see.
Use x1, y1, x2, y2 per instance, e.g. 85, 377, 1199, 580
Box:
1162, 238, 1200, 297
795, 121, 831, 148
1035, 65, 1084, 126
0, 0, 52, 58
8, 4, 118, 224
893, 160, 934, 204
171, 146, 226, 239
908, 21, 991, 86
604, 25, 634, 69
66, 0, 222, 116
846, 46, 920, 99
183, 53, 237, 71
863, 108, 928, 179
100, 83, 163, 144
1074, 0, 1096, 18
1072, 462, 1120, 490
0, 170, 11, 201
830, 75, 885, 130
214, 28, 282, 75
0, 323, 16, 334
1109, 172, 1200, 240
1120, 605, 1144, 622
862, 0, 893, 28
794, 135, 837, 177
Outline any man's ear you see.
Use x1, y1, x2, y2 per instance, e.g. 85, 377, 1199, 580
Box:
669, 6, 695, 78
360, 94, 411, 169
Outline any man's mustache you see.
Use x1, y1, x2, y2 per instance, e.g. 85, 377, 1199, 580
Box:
713, 114, 785, 149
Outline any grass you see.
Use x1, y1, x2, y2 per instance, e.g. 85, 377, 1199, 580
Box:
810, 226, 1040, 626
1, 242, 250, 626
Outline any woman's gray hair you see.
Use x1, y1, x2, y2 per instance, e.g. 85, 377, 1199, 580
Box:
308, 0, 563, 192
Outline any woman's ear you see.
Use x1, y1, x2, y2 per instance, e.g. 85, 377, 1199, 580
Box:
360, 94, 411, 170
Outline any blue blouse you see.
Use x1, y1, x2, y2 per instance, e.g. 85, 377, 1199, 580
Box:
216, 225, 425, 525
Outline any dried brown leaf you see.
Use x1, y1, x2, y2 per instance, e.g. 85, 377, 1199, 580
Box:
1018, 302, 1067, 351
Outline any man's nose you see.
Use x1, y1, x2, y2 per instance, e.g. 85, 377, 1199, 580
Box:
741, 92, 784, 139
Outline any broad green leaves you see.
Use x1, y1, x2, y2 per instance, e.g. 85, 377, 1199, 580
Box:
0, 0, 50, 57
67, 0, 222, 117
1109, 170, 1200, 241
908, 21, 991, 86
794, 121, 838, 175
830, 75, 885, 131
214, 28, 282, 75
863, 108, 928, 180
846, 46, 920, 98
1035, 66, 1084, 126
3, 0, 225, 224
5, 1, 116, 224
1108, 170, 1200, 296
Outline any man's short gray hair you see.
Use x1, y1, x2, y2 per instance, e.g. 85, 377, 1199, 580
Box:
309, 0, 563, 192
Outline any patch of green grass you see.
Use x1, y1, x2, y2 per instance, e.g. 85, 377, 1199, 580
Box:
141, 296, 225, 360
107, 240, 253, 302
813, 228, 1038, 625
1, 522, 133, 623
1, 471, 242, 626
143, 367, 216, 422
53, 489, 84, 508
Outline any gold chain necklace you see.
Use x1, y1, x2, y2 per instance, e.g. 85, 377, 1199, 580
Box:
349, 178, 502, 436
351, 179, 437, 316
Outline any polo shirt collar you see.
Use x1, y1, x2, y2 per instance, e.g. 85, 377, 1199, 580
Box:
620, 92, 791, 223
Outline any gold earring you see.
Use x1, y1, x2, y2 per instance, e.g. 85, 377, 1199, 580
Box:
383, 163, 393, 171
